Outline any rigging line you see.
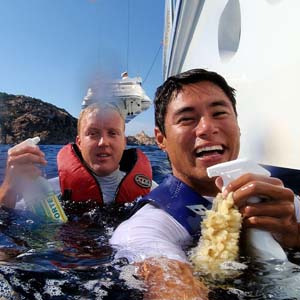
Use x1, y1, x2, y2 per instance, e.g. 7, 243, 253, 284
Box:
126, 0, 130, 72
143, 42, 162, 84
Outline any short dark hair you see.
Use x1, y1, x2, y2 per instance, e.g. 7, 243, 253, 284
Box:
154, 68, 237, 135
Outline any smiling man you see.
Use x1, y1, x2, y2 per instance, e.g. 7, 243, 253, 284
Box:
110, 69, 300, 299
0, 103, 154, 216
56, 103, 154, 209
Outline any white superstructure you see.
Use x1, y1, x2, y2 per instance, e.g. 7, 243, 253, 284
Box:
163, 0, 300, 169
81, 72, 151, 123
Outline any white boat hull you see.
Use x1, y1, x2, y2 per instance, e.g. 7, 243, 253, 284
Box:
164, 0, 300, 169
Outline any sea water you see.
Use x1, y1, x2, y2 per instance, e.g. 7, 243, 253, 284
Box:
0, 144, 170, 299
0, 145, 300, 299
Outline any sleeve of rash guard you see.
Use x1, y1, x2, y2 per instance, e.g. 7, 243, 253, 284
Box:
110, 204, 191, 263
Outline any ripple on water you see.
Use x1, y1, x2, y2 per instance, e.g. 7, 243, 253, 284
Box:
119, 264, 145, 292
0, 205, 146, 299
0, 145, 300, 299
0, 273, 18, 300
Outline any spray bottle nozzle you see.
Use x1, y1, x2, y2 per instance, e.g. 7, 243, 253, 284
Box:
24, 137, 40, 147
29, 137, 40, 145
8, 136, 41, 154
207, 158, 271, 187
207, 158, 288, 261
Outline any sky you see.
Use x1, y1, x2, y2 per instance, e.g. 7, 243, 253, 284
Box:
0, 0, 165, 136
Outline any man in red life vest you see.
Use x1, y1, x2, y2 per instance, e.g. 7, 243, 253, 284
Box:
0, 103, 155, 215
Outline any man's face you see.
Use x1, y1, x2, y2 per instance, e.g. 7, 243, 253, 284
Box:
155, 81, 240, 195
76, 109, 126, 176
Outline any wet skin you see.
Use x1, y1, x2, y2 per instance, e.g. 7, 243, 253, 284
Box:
155, 81, 240, 196
76, 109, 126, 177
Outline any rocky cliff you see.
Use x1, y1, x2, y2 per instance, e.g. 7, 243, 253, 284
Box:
0, 92, 77, 145
127, 130, 156, 146
0, 92, 156, 146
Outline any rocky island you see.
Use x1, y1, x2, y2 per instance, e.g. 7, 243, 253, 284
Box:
127, 130, 156, 146
0, 92, 77, 144
0, 92, 156, 146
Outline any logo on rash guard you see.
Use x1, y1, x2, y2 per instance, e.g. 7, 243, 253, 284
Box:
186, 204, 207, 216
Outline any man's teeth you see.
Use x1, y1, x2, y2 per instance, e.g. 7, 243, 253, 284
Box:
196, 145, 223, 156
98, 154, 109, 157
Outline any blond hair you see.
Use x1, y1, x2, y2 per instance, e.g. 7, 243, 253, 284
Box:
77, 103, 125, 135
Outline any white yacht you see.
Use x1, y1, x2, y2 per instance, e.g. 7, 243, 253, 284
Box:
163, 0, 300, 169
81, 72, 151, 123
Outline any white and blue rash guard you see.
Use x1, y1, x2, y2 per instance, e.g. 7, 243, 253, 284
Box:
110, 174, 300, 263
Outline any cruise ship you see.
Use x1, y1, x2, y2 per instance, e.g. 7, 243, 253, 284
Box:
81, 72, 152, 123
163, 0, 300, 170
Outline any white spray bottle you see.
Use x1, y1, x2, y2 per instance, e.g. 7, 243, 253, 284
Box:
207, 158, 287, 261
19, 137, 68, 223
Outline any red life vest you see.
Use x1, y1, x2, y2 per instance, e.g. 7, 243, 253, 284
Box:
57, 143, 152, 205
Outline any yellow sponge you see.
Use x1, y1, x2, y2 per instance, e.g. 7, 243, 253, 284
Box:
190, 192, 245, 280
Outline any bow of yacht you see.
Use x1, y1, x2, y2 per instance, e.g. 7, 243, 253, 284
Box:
81, 72, 151, 123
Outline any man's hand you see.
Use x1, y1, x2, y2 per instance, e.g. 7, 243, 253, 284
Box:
137, 257, 208, 300
0, 142, 47, 208
221, 173, 300, 249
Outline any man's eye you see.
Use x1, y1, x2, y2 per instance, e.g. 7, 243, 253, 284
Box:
109, 131, 118, 136
213, 111, 228, 117
88, 132, 98, 138
178, 117, 195, 124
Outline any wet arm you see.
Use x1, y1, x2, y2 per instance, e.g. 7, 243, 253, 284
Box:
137, 257, 208, 300
0, 176, 17, 208
111, 205, 209, 298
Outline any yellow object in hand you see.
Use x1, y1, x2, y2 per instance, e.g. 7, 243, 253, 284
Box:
190, 192, 244, 280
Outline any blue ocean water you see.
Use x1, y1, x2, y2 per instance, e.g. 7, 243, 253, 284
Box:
0, 144, 172, 299
1, 145, 300, 299
0, 144, 171, 184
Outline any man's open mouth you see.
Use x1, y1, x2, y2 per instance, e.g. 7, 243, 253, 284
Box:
97, 153, 110, 158
195, 145, 224, 158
